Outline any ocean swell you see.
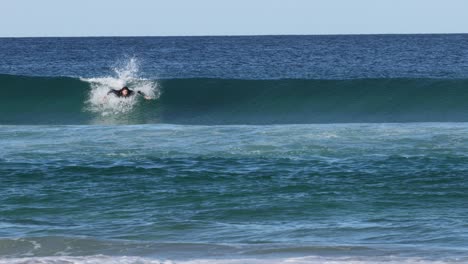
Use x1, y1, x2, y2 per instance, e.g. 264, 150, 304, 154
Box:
2, 74, 468, 125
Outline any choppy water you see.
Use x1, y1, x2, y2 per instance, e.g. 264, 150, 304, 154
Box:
1, 35, 468, 263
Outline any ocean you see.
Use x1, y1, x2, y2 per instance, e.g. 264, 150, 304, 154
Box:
0, 35, 467, 264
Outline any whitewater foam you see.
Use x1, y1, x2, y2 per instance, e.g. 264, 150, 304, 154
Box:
82, 58, 160, 116
0, 256, 461, 264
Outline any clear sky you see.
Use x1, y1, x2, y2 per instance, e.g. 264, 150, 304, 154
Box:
2, 0, 468, 37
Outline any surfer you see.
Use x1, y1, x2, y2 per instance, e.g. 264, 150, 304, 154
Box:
107, 86, 152, 100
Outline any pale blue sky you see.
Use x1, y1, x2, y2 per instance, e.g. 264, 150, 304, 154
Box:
2, 0, 468, 37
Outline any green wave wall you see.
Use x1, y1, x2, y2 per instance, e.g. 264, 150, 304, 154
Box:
2, 74, 468, 124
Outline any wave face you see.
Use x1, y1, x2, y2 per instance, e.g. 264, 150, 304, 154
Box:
2, 74, 468, 125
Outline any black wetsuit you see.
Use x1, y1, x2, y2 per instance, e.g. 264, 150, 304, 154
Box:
107, 89, 145, 98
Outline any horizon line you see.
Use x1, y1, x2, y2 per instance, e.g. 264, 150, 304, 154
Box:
1, 32, 468, 39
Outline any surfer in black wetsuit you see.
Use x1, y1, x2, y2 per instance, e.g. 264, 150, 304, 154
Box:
107, 86, 152, 100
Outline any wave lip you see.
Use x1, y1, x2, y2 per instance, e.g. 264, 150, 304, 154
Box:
2, 74, 468, 125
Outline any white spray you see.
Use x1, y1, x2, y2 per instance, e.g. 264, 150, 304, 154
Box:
82, 58, 160, 116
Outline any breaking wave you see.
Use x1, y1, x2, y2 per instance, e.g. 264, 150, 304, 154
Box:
2, 72, 468, 125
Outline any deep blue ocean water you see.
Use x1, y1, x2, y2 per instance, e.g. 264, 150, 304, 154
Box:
1, 35, 468, 264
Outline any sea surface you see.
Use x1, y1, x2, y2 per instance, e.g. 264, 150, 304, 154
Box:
1, 35, 468, 264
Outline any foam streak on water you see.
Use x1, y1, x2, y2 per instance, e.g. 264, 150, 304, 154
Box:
0, 256, 463, 264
